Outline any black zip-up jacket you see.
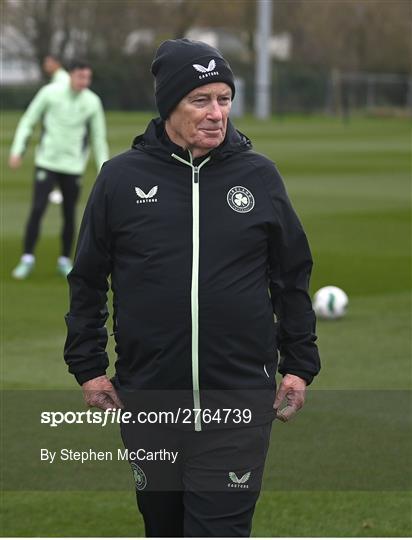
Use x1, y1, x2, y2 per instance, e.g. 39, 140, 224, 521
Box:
64, 118, 320, 431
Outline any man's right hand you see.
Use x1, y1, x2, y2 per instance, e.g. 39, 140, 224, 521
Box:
9, 155, 22, 169
82, 375, 124, 411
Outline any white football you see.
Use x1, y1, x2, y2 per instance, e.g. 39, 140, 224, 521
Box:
49, 189, 63, 204
313, 286, 348, 320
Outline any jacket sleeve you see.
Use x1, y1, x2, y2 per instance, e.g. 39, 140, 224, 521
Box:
90, 97, 109, 172
265, 165, 320, 384
10, 86, 49, 157
64, 169, 112, 385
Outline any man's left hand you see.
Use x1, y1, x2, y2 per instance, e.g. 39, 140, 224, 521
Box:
273, 374, 307, 422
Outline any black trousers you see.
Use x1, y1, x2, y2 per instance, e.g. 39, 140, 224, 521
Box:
120, 421, 273, 537
23, 167, 80, 257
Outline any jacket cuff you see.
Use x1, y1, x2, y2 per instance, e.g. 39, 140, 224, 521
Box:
279, 369, 314, 386
74, 368, 107, 386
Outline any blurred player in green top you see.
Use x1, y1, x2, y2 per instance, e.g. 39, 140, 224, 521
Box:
42, 55, 70, 86
42, 55, 70, 206
9, 60, 109, 279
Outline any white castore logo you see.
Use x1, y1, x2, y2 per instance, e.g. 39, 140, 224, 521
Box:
135, 186, 158, 204
193, 59, 219, 80
227, 186, 255, 213
193, 59, 216, 73
228, 471, 251, 489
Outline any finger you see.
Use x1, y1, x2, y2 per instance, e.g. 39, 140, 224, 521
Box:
85, 391, 117, 411
288, 389, 305, 411
276, 404, 298, 422
94, 395, 118, 410
273, 384, 287, 410
107, 388, 124, 409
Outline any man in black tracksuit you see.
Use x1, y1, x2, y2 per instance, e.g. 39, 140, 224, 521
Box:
64, 39, 320, 537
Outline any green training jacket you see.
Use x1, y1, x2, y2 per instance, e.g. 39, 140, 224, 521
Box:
10, 82, 109, 175
52, 68, 70, 85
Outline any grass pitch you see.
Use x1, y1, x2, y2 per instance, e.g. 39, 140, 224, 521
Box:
1, 112, 411, 537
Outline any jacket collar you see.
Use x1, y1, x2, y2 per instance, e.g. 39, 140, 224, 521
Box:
132, 117, 252, 164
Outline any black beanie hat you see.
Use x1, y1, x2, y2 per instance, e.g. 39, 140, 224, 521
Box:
151, 38, 236, 120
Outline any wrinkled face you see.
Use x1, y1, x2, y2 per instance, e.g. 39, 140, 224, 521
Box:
70, 68, 92, 92
166, 82, 232, 158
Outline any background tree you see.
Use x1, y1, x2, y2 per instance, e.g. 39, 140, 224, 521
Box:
1, 0, 410, 111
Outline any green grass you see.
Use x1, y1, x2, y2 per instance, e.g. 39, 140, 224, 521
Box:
1, 112, 411, 536
1, 491, 410, 537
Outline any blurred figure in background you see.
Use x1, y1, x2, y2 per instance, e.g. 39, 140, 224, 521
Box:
9, 60, 109, 279
42, 55, 70, 205
42, 54, 70, 86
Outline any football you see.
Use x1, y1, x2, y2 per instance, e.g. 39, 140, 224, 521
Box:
313, 286, 348, 320
48, 189, 63, 204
